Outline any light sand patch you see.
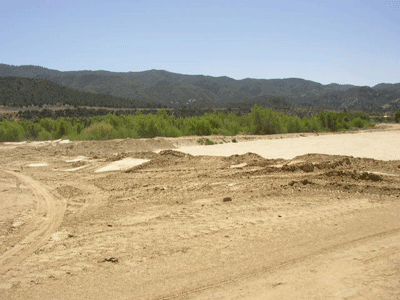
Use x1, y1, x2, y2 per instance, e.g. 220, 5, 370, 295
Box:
58, 140, 71, 144
177, 130, 400, 161
94, 158, 150, 173
27, 141, 51, 147
4, 141, 27, 146
2, 139, 71, 148
27, 163, 49, 167
230, 163, 247, 168
51, 232, 70, 241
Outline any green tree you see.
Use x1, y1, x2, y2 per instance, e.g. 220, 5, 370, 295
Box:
0, 120, 25, 142
325, 112, 339, 132
249, 105, 282, 135
81, 122, 116, 140
40, 118, 56, 133
55, 117, 71, 138
395, 108, 400, 123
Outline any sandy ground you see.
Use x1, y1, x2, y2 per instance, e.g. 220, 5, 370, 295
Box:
0, 124, 400, 299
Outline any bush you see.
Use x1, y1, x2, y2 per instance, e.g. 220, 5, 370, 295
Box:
81, 122, 116, 140
350, 117, 364, 128
249, 105, 283, 135
40, 118, 56, 132
197, 138, 216, 145
395, 108, 400, 123
325, 112, 339, 132
55, 117, 72, 138
20, 121, 42, 140
38, 130, 53, 141
282, 115, 305, 133
0, 120, 25, 142
136, 116, 162, 138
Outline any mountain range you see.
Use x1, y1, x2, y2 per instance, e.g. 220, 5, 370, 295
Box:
1, 63, 399, 113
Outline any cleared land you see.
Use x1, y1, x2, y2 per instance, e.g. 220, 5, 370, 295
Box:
0, 124, 400, 299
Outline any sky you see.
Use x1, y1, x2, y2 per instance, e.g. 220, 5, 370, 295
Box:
1, 0, 399, 86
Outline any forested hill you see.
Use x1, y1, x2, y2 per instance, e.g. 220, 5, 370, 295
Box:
0, 77, 159, 108
0, 64, 399, 112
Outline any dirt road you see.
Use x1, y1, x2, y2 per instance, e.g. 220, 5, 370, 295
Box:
0, 125, 399, 299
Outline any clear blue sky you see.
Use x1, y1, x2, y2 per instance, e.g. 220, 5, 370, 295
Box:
1, 0, 399, 86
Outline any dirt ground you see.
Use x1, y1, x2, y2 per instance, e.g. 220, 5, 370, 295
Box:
1, 124, 400, 300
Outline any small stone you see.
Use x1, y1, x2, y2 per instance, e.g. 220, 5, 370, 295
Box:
299, 162, 314, 173
100, 257, 119, 263
223, 197, 232, 202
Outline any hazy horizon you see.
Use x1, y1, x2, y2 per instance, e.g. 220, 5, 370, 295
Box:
4, 63, 395, 87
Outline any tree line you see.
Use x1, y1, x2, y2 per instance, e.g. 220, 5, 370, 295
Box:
0, 105, 378, 142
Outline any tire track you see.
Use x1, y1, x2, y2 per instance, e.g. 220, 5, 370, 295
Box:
0, 171, 66, 274
154, 222, 400, 300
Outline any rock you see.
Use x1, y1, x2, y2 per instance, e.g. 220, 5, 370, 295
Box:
298, 162, 314, 173
300, 179, 312, 185
281, 164, 296, 172
99, 257, 119, 263
358, 172, 382, 181
223, 197, 232, 202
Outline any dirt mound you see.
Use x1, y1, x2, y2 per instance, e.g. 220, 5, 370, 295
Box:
290, 153, 352, 170
222, 152, 286, 169
158, 150, 193, 158
282, 161, 315, 173
222, 152, 266, 164
314, 157, 351, 170
323, 170, 383, 182
130, 151, 160, 160
125, 150, 195, 172
105, 152, 129, 162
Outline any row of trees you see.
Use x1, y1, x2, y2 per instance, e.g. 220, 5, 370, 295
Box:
0, 105, 375, 142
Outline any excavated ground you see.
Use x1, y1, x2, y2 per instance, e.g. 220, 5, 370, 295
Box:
1, 125, 400, 299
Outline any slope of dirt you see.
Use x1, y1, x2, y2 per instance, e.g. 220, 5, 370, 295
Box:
1, 125, 400, 299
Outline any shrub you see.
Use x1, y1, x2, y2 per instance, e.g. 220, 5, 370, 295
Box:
249, 105, 283, 135
0, 120, 25, 142
40, 118, 56, 133
37, 130, 53, 141
20, 121, 42, 140
81, 122, 116, 140
325, 112, 339, 131
55, 117, 72, 138
197, 138, 216, 145
350, 117, 364, 128
395, 108, 400, 123
136, 116, 162, 138
283, 116, 305, 133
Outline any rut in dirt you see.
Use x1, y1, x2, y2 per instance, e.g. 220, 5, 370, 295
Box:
0, 171, 66, 274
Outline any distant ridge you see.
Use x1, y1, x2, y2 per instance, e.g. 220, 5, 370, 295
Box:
0, 76, 157, 108
0, 64, 399, 113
